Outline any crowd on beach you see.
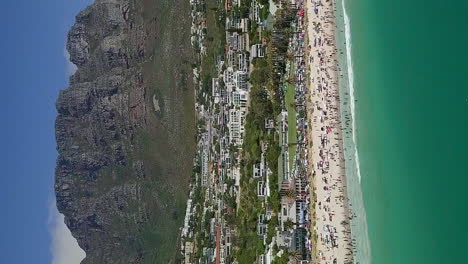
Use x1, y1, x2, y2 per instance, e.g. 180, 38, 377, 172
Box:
306, 0, 355, 263
277, 0, 357, 262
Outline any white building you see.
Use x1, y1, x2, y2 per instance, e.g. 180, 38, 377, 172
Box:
185, 241, 194, 264
228, 109, 244, 145
234, 70, 248, 90
182, 198, 193, 238
253, 150, 268, 178
240, 18, 249, 33
231, 166, 240, 187
212, 78, 220, 104
229, 32, 240, 50
232, 89, 248, 108
223, 67, 234, 84
201, 134, 210, 186
226, 48, 236, 67
253, 163, 262, 178
250, 0, 262, 24
251, 44, 265, 58
237, 53, 248, 72
225, 67, 246, 89
280, 195, 297, 230
257, 180, 267, 197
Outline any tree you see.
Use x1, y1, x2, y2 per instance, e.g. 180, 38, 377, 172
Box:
229, 144, 238, 155
250, 67, 269, 85
272, 251, 290, 264
260, 4, 270, 21
290, 250, 303, 264
284, 219, 294, 230
240, 6, 250, 18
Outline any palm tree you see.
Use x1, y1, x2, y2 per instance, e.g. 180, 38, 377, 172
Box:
284, 219, 295, 230
290, 249, 303, 263
285, 187, 296, 199
285, 185, 296, 206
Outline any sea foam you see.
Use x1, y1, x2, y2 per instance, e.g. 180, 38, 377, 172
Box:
343, 2, 362, 183
338, 0, 372, 262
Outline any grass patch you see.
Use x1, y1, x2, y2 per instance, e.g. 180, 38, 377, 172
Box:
197, 0, 226, 104
285, 65, 297, 171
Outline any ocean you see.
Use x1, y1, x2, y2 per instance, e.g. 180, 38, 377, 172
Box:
336, 0, 468, 263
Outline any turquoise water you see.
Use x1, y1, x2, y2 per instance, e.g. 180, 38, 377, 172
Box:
341, 0, 468, 263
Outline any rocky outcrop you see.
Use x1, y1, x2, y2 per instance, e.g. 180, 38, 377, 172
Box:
55, 0, 195, 263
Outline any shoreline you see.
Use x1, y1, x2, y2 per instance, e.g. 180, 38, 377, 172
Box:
304, 0, 354, 262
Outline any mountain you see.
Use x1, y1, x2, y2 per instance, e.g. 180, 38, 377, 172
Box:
54, 0, 195, 263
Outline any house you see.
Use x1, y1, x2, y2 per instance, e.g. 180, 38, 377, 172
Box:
234, 70, 248, 90
276, 230, 294, 250
237, 53, 248, 72
257, 221, 267, 237
231, 166, 240, 187
182, 198, 193, 237
224, 15, 236, 30
253, 152, 267, 179
202, 248, 215, 263
222, 148, 231, 169
240, 18, 249, 33
229, 32, 241, 50
223, 67, 234, 84
228, 109, 244, 145
296, 200, 307, 227
212, 78, 220, 104
260, 151, 267, 177
201, 135, 210, 186
216, 55, 225, 74
253, 163, 261, 178
280, 195, 297, 230
226, 48, 236, 67
232, 89, 248, 108
257, 214, 267, 239
257, 180, 267, 197
237, 33, 249, 51
210, 218, 217, 240
257, 254, 266, 264
292, 228, 308, 260
220, 82, 231, 104
185, 241, 194, 264
223, 227, 232, 258
251, 44, 265, 58
275, 229, 308, 259
265, 119, 275, 129
224, 67, 247, 92
250, 0, 262, 24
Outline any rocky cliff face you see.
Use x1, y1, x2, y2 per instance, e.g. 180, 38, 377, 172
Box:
55, 0, 195, 263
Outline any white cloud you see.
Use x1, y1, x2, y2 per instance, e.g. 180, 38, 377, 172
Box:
49, 199, 86, 264
63, 48, 78, 76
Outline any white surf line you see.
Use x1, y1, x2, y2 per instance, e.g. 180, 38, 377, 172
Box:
342, 0, 362, 183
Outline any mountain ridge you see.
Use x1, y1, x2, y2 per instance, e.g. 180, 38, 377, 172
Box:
55, 0, 196, 263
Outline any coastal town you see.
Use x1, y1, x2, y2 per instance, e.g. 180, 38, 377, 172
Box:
179, 0, 353, 263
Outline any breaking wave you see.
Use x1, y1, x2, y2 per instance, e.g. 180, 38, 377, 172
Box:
339, 0, 372, 262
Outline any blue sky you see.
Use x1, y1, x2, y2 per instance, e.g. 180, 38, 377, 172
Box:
0, 1, 92, 263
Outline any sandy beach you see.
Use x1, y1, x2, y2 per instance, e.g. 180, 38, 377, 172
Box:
305, 0, 354, 263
